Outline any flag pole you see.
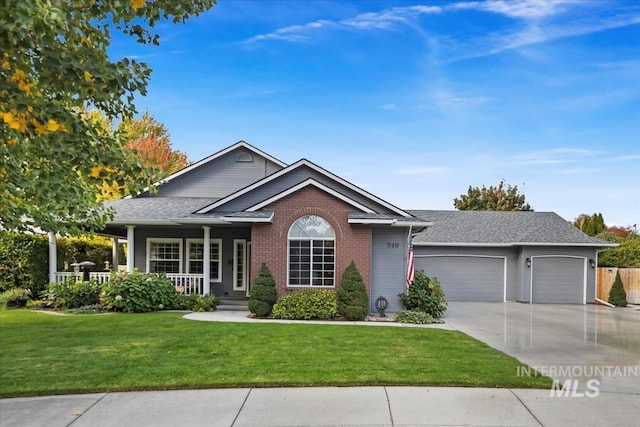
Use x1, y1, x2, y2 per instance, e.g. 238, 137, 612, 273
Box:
406, 225, 414, 287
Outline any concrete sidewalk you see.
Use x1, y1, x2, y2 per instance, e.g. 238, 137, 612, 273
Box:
2, 386, 639, 427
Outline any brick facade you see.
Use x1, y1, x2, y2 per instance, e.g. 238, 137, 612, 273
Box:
251, 185, 372, 297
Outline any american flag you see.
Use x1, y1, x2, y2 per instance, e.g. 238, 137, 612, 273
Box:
406, 227, 414, 286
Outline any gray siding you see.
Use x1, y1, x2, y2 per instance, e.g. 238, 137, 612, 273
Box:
218, 165, 402, 214
415, 255, 505, 302
132, 225, 251, 297
531, 257, 585, 303
154, 148, 283, 198
370, 226, 407, 313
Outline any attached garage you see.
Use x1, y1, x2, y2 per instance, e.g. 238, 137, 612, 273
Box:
415, 255, 505, 302
531, 256, 586, 304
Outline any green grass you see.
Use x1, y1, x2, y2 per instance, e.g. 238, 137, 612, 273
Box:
0, 309, 552, 397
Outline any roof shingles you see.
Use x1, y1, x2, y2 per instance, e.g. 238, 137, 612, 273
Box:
407, 210, 613, 246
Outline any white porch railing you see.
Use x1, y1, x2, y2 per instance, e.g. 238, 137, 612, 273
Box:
54, 272, 205, 295
165, 273, 204, 295
54, 272, 112, 284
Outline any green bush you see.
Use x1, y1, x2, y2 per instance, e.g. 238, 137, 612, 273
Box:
597, 234, 640, 268
0, 231, 117, 296
101, 271, 177, 313
1, 288, 31, 308
608, 270, 628, 307
46, 278, 102, 309
190, 294, 218, 312
272, 290, 337, 320
248, 263, 277, 317
394, 310, 435, 324
337, 261, 369, 321
169, 293, 217, 311
398, 270, 447, 318
0, 231, 48, 295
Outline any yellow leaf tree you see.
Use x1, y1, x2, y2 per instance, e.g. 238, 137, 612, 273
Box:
0, 0, 216, 234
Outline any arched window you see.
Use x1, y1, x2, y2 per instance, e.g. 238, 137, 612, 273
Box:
288, 215, 335, 287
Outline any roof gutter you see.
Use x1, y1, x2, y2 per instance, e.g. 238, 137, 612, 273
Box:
413, 241, 619, 247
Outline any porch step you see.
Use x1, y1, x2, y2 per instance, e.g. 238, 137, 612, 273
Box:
217, 298, 249, 311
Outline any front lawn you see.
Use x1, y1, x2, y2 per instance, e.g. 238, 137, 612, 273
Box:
0, 309, 551, 397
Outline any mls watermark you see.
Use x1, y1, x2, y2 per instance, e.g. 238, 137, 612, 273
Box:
517, 364, 639, 397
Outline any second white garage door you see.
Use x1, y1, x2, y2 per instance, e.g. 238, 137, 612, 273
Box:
415, 255, 505, 302
531, 256, 585, 304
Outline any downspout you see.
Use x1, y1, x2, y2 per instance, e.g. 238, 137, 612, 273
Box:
594, 248, 615, 307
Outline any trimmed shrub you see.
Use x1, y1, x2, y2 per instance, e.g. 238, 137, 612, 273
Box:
397, 270, 447, 318
272, 290, 337, 320
101, 271, 177, 313
395, 310, 435, 324
168, 294, 218, 312
608, 270, 628, 307
190, 294, 218, 312
1, 288, 31, 308
46, 278, 101, 309
337, 261, 369, 321
248, 263, 277, 317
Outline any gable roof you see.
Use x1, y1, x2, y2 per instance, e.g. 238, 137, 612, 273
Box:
197, 158, 412, 217
407, 210, 617, 247
126, 141, 287, 199
246, 178, 376, 213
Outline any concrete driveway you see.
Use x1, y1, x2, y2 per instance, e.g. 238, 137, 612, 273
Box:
444, 302, 640, 394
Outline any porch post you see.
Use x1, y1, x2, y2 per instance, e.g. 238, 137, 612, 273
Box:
48, 232, 57, 284
111, 238, 118, 271
126, 225, 135, 273
203, 226, 211, 295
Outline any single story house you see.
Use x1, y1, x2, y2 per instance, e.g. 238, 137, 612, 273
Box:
49, 141, 614, 310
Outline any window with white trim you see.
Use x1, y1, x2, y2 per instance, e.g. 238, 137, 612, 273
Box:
147, 239, 182, 273
288, 215, 335, 287
187, 239, 222, 282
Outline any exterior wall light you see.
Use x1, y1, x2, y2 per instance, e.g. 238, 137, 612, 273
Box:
589, 258, 596, 268
526, 258, 531, 268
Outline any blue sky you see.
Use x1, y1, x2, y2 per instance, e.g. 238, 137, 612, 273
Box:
111, 0, 640, 227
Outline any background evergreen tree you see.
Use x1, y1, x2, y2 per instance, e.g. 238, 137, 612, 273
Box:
337, 261, 369, 321
608, 270, 628, 307
248, 263, 277, 317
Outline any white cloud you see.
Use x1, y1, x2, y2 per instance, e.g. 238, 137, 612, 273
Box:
243, 4, 442, 45
453, 0, 570, 19
608, 154, 640, 162
453, 13, 640, 61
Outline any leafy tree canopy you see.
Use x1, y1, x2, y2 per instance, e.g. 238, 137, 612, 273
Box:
121, 112, 189, 177
573, 213, 606, 236
453, 179, 532, 211
96, 111, 191, 201
1, 0, 215, 235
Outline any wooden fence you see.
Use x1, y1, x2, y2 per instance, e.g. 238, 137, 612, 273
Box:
597, 268, 640, 304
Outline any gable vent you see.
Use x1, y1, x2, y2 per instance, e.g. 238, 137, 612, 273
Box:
235, 152, 253, 162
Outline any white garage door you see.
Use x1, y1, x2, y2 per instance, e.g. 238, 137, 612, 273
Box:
415, 256, 505, 302
532, 256, 585, 304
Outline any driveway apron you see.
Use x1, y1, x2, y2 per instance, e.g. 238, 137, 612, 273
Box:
443, 302, 640, 394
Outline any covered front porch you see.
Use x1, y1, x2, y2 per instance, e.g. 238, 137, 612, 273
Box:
47, 220, 255, 298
